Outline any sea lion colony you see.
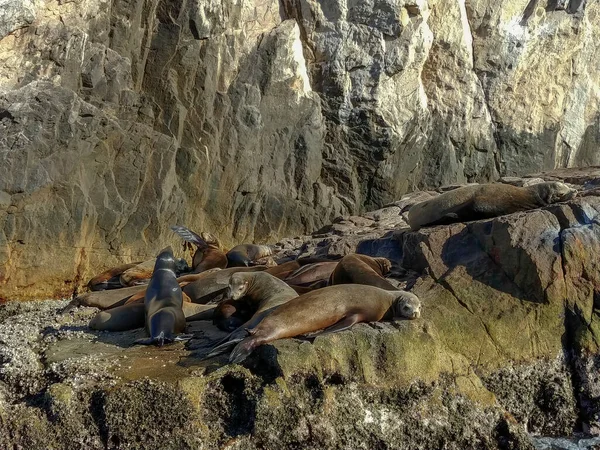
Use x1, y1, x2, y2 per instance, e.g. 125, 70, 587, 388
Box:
81, 181, 577, 360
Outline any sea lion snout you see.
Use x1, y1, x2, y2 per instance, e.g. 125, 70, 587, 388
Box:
394, 292, 422, 320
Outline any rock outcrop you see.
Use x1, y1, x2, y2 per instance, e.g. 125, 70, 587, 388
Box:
0, 0, 599, 299
1, 168, 600, 449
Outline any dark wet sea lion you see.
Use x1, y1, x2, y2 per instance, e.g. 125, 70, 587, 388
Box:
134, 247, 189, 346
226, 244, 273, 267
329, 254, 396, 291
87, 262, 142, 291
408, 181, 577, 231
229, 285, 422, 363
206, 272, 299, 357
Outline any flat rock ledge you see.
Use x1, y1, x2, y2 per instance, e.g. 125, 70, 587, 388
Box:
2, 168, 600, 449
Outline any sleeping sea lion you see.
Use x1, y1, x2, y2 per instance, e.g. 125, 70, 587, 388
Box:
284, 261, 339, 286
87, 262, 142, 291
228, 285, 422, 363
205, 272, 299, 357
329, 254, 396, 291
69, 285, 146, 310
134, 247, 190, 346
171, 225, 228, 273
181, 266, 268, 304
408, 181, 577, 231
226, 244, 273, 267
119, 259, 156, 287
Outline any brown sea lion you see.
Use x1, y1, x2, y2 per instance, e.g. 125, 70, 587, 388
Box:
290, 280, 328, 295
181, 266, 268, 304
134, 247, 190, 346
264, 256, 342, 280
408, 181, 577, 231
228, 285, 422, 363
171, 226, 228, 273
89, 300, 216, 332
71, 285, 146, 310
211, 298, 255, 333
226, 244, 273, 267
121, 266, 247, 306
329, 254, 396, 291
119, 259, 156, 287
265, 260, 301, 279
284, 261, 339, 286
205, 271, 300, 357
87, 262, 142, 291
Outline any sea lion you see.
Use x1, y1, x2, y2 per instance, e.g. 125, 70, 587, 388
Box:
181, 266, 268, 304
134, 247, 190, 346
226, 244, 273, 267
211, 298, 255, 332
119, 259, 156, 287
265, 260, 301, 279
290, 280, 328, 295
89, 300, 216, 332
329, 254, 396, 291
408, 181, 577, 231
264, 256, 341, 280
205, 272, 299, 357
228, 285, 422, 363
70, 285, 147, 310
87, 262, 142, 291
284, 261, 339, 286
171, 225, 228, 273
121, 266, 250, 306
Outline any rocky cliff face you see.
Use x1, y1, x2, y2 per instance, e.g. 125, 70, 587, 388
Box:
0, 0, 598, 299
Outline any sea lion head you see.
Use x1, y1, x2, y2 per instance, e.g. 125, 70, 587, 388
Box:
392, 291, 421, 319
153, 246, 176, 272
374, 257, 392, 275
201, 232, 221, 248
532, 181, 577, 205
213, 302, 246, 331
227, 273, 251, 300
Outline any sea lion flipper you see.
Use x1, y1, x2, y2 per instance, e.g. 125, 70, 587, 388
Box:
316, 314, 360, 336
229, 338, 258, 364
133, 337, 154, 346
174, 333, 194, 342
203, 337, 245, 360
171, 225, 207, 248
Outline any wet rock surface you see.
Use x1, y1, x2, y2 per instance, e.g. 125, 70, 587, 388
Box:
0, 0, 599, 299
1, 168, 600, 448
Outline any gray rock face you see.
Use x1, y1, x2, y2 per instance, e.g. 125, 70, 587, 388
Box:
0, 0, 599, 298
0, 0, 35, 40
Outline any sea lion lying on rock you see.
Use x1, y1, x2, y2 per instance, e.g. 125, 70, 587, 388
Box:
226, 244, 274, 267
284, 261, 339, 287
87, 262, 142, 291
228, 285, 422, 363
329, 254, 396, 291
206, 272, 300, 357
408, 181, 577, 230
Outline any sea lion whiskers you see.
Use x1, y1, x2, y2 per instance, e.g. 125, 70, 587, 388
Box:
391, 291, 421, 319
